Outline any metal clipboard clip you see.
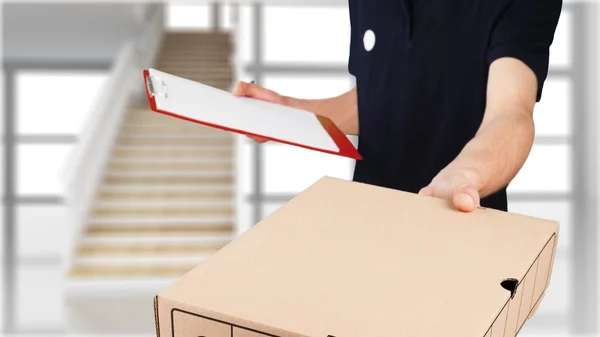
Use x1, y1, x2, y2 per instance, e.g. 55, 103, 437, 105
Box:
146, 74, 168, 99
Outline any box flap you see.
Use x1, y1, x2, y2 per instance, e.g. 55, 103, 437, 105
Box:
160, 176, 558, 337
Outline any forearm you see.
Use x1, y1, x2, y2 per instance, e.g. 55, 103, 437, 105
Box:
448, 110, 535, 198
282, 88, 359, 136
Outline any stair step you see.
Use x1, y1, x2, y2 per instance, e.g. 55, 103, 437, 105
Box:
107, 161, 233, 172
120, 122, 229, 133
77, 242, 227, 256
99, 184, 233, 192
102, 175, 233, 186
86, 224, 234, 236
163, 40, 230, 45
158, 54, 231, 61
89, 217, 233, 225
118, 132, 230, 138
110, 156, 233, 163
91, 205, 233, 218
112, 148, 233, 159
120, 126, 227, 134
105, 170, 233, 177
117, 137, 232, 146
94, 200, 234, 207
73, 255, 210, 266
68, 265, 196, 278
123, 113, 228, 125
97, 189, 233, 202
81, 234, 234, 245
156, 60, 230, 67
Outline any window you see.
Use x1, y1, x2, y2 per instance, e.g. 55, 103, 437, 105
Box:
508, 201, 571, 251
17, 144, 74, 196
237, 5, 255, 64
263, 202, 285, 218
263, 7, 351, 64
262, 144, 354, 194
508, 145, 571, 193
166, 5, 211, 30
16, 71, 108, 135
15, 265, 64, 330
549, 11, 572, 69
16, 205, 68, 260
534, 78, 572, 137
263, 75, 354, 99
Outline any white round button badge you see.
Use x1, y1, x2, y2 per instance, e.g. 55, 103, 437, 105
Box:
363, 29, 376, 52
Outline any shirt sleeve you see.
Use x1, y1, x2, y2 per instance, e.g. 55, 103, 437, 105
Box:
486, 0, 563, 102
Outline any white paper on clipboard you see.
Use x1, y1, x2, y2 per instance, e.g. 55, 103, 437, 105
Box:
143, 68, 362, 160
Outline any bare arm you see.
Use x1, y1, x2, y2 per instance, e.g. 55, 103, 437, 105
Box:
419, 57, 538, 210
454, 57, 537, 197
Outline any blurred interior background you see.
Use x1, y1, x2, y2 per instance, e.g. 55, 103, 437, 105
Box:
1, 1, 599, 336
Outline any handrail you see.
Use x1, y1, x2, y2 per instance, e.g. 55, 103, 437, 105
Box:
61, 43, 137, 273
61, 4, 165, 273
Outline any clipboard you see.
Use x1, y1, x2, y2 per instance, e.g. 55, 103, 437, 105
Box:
142, 68, 362, 160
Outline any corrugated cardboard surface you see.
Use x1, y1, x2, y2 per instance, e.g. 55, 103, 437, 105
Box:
155, 176, 558, 337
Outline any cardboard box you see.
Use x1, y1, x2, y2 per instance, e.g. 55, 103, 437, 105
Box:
154, 176, 559, 337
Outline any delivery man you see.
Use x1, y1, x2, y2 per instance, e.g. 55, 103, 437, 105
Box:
233, 0, 562, 213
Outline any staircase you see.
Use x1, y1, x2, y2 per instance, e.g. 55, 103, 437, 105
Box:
65, 31, 237, 334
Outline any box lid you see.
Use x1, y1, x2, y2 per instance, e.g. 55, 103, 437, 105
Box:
158, 176, 558, 337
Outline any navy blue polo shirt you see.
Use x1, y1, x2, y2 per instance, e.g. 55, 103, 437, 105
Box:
348, 0, 562, 211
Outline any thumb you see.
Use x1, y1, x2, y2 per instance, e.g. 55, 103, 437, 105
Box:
452, 184, 480, 212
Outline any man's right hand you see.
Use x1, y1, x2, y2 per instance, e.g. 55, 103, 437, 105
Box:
232, 80, 290, 143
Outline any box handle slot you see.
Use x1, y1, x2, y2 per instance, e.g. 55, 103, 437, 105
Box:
501, 278, 519, 299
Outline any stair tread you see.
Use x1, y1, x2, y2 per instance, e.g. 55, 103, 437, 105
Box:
98, 190, 233, 200
86, 225, 234, 236
107, 162, 233, 172
117, 138, 232, 146
77, 242, 228, 256
68, 265, 196, 278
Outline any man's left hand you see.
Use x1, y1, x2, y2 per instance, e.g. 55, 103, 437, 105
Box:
418, 169, 481, 212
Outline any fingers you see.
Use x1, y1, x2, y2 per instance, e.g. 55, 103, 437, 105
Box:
232, 81, 284, 144
232, 81, 285, 105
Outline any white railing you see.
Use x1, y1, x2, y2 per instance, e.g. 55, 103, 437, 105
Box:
61, 4, 165, 273
133, 4, 166, 96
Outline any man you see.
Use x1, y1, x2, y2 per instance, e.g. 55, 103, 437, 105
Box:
233, 0, 563, 212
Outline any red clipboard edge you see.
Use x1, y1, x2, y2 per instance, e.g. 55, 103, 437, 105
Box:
142, 70, 363, 160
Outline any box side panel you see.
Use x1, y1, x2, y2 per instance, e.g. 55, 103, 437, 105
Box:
233, 326, 273, 337
156, 297, 295, 337
156, 296, 174, 337
504, 272, 526, 336
517, 259, 539, 327
483, 234, 557, 337
490, 304, 509, 337
154, 296, 161, 337
172, 309, 231, 337
509, 234, 557, 337
532, 235, 556, 306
